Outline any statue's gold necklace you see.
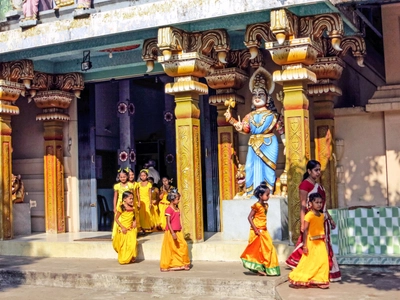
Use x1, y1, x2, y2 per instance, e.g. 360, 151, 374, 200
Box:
250, 111, 274, 128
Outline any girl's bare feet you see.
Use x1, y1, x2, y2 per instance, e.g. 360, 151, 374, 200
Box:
257, 270, 267, 276
318, 284, 329, 289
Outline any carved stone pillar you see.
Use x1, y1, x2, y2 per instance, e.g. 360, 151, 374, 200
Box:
160, 53, 214, 243
205, 67, 247, 202
156, 26, 229, 241
265, 41, 318, 243
262, 8, 344, 243
308, 57, 345, 209
0, 80, 24, 240
34, 90, 74, 233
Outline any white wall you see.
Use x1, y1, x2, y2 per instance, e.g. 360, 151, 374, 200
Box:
335, 107, 389, 207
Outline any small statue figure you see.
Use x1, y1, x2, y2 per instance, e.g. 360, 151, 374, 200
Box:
225, 67, 284, 196
76, 0, 91, 9
53, 0, 74, 10
21, 0, 39, 20
234, 164, 246, 198
11, 174, 25, 203
279, 170, 288, 196
274, 171, 288, 197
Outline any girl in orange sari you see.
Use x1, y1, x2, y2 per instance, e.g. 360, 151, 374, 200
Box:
240, 181, 280, 276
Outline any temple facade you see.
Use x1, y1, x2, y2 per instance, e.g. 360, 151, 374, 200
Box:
0, 0, 399, 262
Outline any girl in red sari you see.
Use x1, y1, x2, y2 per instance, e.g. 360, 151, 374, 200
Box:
285, 160, 341, 282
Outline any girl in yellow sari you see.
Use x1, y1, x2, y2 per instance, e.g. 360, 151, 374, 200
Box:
158, 177, 174, 230
148, 176, 160, 231
137, 169, 153, 233
288, 192, 329, 289
112, 191, 137, 264
128, 168, 140, 233
240, 181, 280, 276
112, 168, 135, 239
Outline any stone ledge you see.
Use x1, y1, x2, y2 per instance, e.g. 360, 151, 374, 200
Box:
337, 254, 400, 265
366, 102, 400, 112
334, 106, 366, 116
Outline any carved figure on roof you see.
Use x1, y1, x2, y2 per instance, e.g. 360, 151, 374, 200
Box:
224, 67, 284, 196
76, 0, 91, 9
21, 0, 39, 20
53, 0, 74, 10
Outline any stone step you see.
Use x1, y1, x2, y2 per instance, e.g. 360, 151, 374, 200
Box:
0, 284, 253, 300
0, 232, 294, 263
0, 257, 290, 299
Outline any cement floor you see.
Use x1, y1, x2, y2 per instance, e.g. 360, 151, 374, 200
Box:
0, 255, 399, 300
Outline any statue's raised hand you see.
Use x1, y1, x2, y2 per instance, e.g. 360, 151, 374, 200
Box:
224, 110, 231, 121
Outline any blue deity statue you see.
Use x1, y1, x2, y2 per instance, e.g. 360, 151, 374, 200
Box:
225, 67, 284, 196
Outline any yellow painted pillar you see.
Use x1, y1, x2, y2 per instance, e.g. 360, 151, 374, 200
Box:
156, 26, 228, 241
160, 51, 213, 242
0, 80, 24, 240
205, 68, 248, 202
43, 121, 65, 233
281, 79, 313, 243
166, 83, 206, 242
309, 57, 344, 209
34, 90, 74, 233
266, 38, 318, 243
216, 111, 237, 201
314, 100, 336, 208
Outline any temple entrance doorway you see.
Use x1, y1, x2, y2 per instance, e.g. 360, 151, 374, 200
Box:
77, 75, 220, 234
78, 75, 174, 231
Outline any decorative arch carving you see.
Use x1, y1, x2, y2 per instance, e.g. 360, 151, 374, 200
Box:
0, 59, 34, 88
244, 23, 274, 58
245, 9, 344, 58
327, 35, 366, 67
142, 38, 160, 72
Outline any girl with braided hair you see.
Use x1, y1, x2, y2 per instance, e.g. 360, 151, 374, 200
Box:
240, 181, 280, 276
160, 189, 190, 272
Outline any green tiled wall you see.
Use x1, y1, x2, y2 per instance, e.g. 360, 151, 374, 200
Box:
329, 207, 400, 255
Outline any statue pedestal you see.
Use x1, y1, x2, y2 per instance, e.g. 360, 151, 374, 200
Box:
19, 19, 38, 28
73, 8, 96, 19
222, 196, 288, 241
13, 203, 31, 236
